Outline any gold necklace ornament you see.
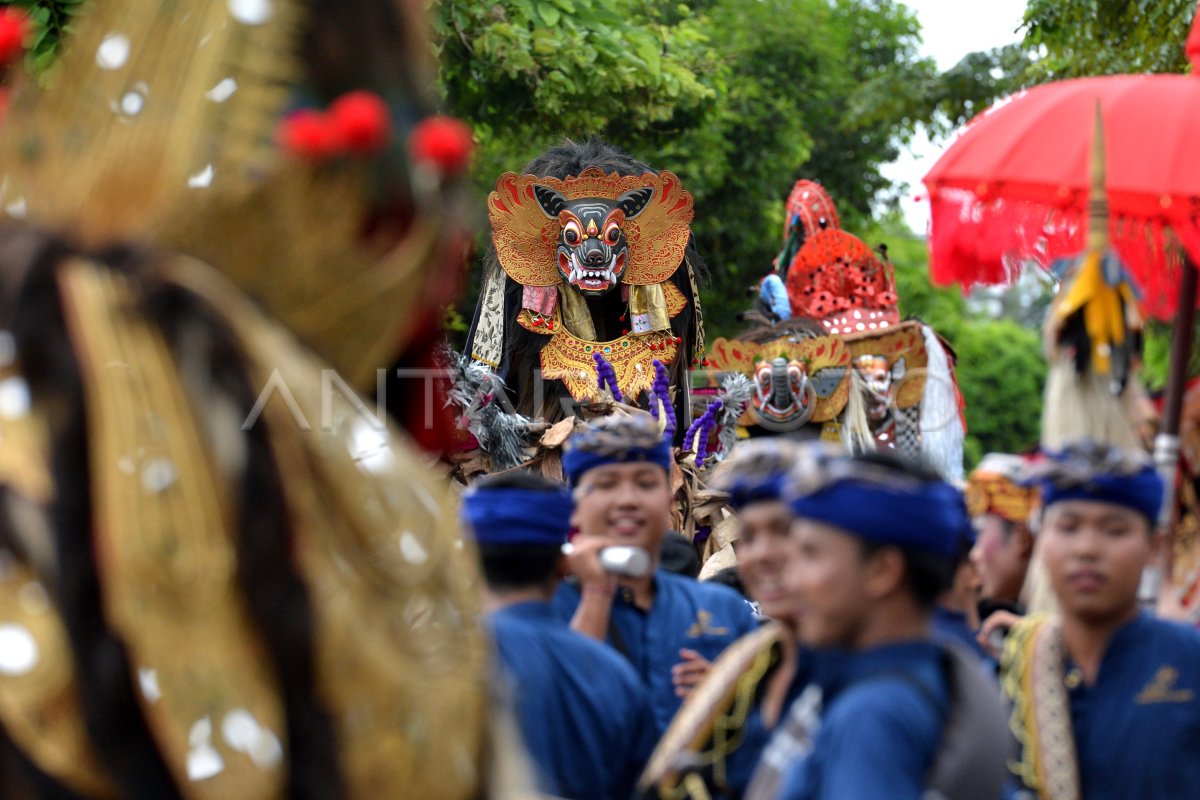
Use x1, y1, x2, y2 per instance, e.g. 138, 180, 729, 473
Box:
519, 309, 681, 401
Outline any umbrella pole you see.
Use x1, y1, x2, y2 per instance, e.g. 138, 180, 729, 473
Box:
1155, 256, 1199, 539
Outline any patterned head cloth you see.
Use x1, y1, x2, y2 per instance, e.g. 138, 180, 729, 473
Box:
711, 438, 802, 510
562, 414, 673, 486
1027, 440, 1163, 525
965, 453, 1039, 526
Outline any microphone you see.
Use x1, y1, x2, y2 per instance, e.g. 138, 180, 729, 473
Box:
561, 543, 652, 578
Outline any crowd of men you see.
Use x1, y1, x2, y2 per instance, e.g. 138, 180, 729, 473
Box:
460, 416, 1200, 800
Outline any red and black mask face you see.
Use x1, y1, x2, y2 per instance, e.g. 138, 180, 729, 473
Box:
534, 185, 653, 295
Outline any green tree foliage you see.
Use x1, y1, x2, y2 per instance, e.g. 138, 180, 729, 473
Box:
952, 319, 1046, 465
1020, 0, 1196, 82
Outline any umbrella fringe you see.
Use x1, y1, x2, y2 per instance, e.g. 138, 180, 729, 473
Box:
927, 188, 1200, 321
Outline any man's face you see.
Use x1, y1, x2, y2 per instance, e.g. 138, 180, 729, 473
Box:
790, 518, 873, 648
733, 500, 802, 624
572, 462, 672, 553
969, 514, 1030, 603
1039, 499, 1154, 623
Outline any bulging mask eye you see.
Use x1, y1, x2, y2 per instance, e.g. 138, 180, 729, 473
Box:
563, 220, 582, 246
603, 220, 621, 246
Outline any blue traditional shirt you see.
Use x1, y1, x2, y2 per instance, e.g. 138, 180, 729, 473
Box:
759, 274, 791, 321
1064, 613, 1200, 800
776, 640, 949, 800
489, 601, 656, 800
554, 570, 759, 734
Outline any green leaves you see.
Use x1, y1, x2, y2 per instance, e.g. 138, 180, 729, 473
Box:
6, 0, 80, 77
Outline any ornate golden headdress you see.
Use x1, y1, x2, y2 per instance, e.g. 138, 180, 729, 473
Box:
0, 0, 450, 388
965, 453, 1039, 526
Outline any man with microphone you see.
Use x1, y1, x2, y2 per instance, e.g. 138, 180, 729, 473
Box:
462, 471, 656, 799
556, 415, 759, 735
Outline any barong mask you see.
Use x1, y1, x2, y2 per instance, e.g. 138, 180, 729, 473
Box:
489, 168, 694, 294
540, 185, 650, 293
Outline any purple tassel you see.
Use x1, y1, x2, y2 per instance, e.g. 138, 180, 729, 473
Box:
592, 352, 623, 402
649, 360, 676, 437
650, 360, 676, 438
685, 398, 722, 464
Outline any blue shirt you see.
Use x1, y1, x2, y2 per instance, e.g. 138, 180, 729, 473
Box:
777, 640, 949, 800
1063, 613, 1200, 800
760, 274, 791, 321
489, 601, 656, 800
553, 570, 759, 734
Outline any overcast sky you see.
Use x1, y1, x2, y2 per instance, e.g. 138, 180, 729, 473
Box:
881, 0, 1029, 233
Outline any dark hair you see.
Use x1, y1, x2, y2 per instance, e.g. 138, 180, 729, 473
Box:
705, 566, 748, 598
477, 544, 563, 590
851, 451, 957, 610
473, 470, 562, 492
471, 471, 565, 590
659, 531, 700, 578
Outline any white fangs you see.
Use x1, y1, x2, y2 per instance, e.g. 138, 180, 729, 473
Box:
568, 252, 621, 288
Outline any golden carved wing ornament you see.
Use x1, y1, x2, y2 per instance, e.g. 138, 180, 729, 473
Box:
488, 168, 694, 288
488, 172, 562, 286
622, 170, 694, 286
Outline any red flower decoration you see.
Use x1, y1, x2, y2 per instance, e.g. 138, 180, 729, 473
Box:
0, 9, 28, 67
877, 291, 898, 306
329, 91, 391, 154
408, 115, 474, 176
278, 109, 341, 161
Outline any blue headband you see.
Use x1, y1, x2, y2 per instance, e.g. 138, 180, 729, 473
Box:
790, 478, 969, 557
726, 472, 788, 510
1038, 468, 1163, 524
562, 440, 673, 486
461, 487, 573, 547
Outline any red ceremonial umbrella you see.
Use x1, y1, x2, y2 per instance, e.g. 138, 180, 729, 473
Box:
922, 4, 1200, 532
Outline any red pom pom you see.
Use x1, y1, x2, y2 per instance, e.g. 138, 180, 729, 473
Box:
0, 9, 28, 67
329, 91, 391, 154
408, 115, 474, 176
278, 110, 340, 161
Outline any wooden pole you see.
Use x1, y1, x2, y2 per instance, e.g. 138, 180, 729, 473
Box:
1155, 255, 1199, 533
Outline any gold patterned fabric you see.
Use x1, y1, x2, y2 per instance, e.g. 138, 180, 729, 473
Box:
59, 260, 288, 799
964, 470, 1041, 525
168, 259, 491, 797
1000, 614, 1081, 800
0, 0, 443, 389
520, 309, 679, 401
